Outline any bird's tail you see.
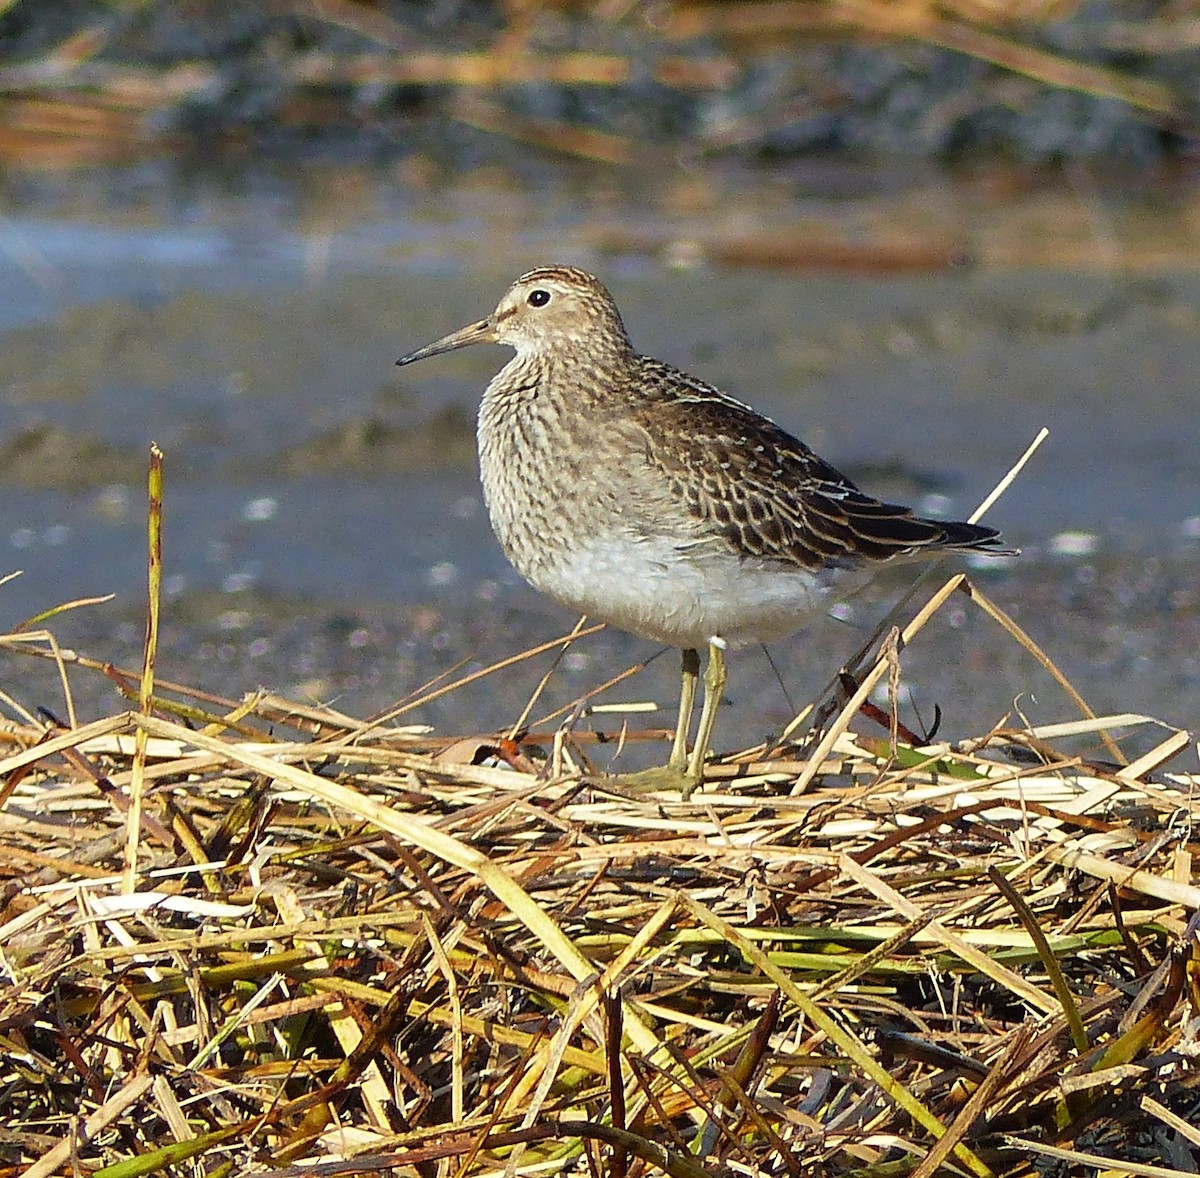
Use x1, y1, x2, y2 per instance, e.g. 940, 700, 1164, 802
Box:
932, 519, 1017, 557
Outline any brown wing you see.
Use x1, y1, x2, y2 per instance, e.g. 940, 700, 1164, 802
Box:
626, 359, 1008, 571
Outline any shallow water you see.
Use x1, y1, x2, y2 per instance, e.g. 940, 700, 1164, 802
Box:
1, 160, 1197, 759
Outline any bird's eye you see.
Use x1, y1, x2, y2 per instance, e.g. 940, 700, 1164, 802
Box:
527, 289, 551, 307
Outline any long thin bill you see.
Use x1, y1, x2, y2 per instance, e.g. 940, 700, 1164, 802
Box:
396, 318, 494, 366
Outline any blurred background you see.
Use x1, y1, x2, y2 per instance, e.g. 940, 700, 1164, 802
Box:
1, 0, 1198, 755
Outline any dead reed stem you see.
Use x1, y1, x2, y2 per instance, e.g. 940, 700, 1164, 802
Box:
2, 567, 1196, 1173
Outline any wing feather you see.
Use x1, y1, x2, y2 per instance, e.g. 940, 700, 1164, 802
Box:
625, 359, 1009, 570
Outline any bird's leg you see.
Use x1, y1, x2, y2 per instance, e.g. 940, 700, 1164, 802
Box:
668, 647, 701, 772
683, 639, 726, 798
600, 646, 704, 797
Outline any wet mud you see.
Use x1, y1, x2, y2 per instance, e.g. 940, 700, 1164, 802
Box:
1, 164, 1197, 763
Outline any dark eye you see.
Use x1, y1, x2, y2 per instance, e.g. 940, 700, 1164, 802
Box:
527, 289, 551, 307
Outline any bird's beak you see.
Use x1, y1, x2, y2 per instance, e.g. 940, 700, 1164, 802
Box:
396, 317, 495, 366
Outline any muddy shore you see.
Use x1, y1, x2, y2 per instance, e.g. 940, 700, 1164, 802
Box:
2, 166, 1196, 758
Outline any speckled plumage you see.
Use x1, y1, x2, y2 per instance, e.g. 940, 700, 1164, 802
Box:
397, 266, 1011, 788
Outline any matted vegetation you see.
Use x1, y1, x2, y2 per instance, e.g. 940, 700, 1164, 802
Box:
2, 444, 1199, 1176
0, 0, 1191, 164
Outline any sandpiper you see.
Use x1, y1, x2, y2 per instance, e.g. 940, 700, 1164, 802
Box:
396, 266, 1011, 793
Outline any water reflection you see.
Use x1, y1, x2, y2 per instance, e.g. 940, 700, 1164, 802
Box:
1, 160, 1197, 738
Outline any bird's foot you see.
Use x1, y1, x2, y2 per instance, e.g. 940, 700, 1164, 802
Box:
598, 761, 706, 800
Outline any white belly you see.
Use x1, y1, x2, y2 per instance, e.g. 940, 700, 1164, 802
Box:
525, 533, 860, 650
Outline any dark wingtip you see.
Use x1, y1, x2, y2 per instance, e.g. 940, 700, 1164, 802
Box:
941, 522, 1018, 558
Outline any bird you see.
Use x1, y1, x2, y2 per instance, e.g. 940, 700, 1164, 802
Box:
396, 266, 1012, 794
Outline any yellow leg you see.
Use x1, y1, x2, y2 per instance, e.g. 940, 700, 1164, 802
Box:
669, 647, 700, 772
603, 646, 706, 796
683, 641, 726, 798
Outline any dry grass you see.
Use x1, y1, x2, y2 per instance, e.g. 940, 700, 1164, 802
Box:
0, 1, 1186, 166
3, 434, 1199, 1175
2, 545, 1199, 1175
